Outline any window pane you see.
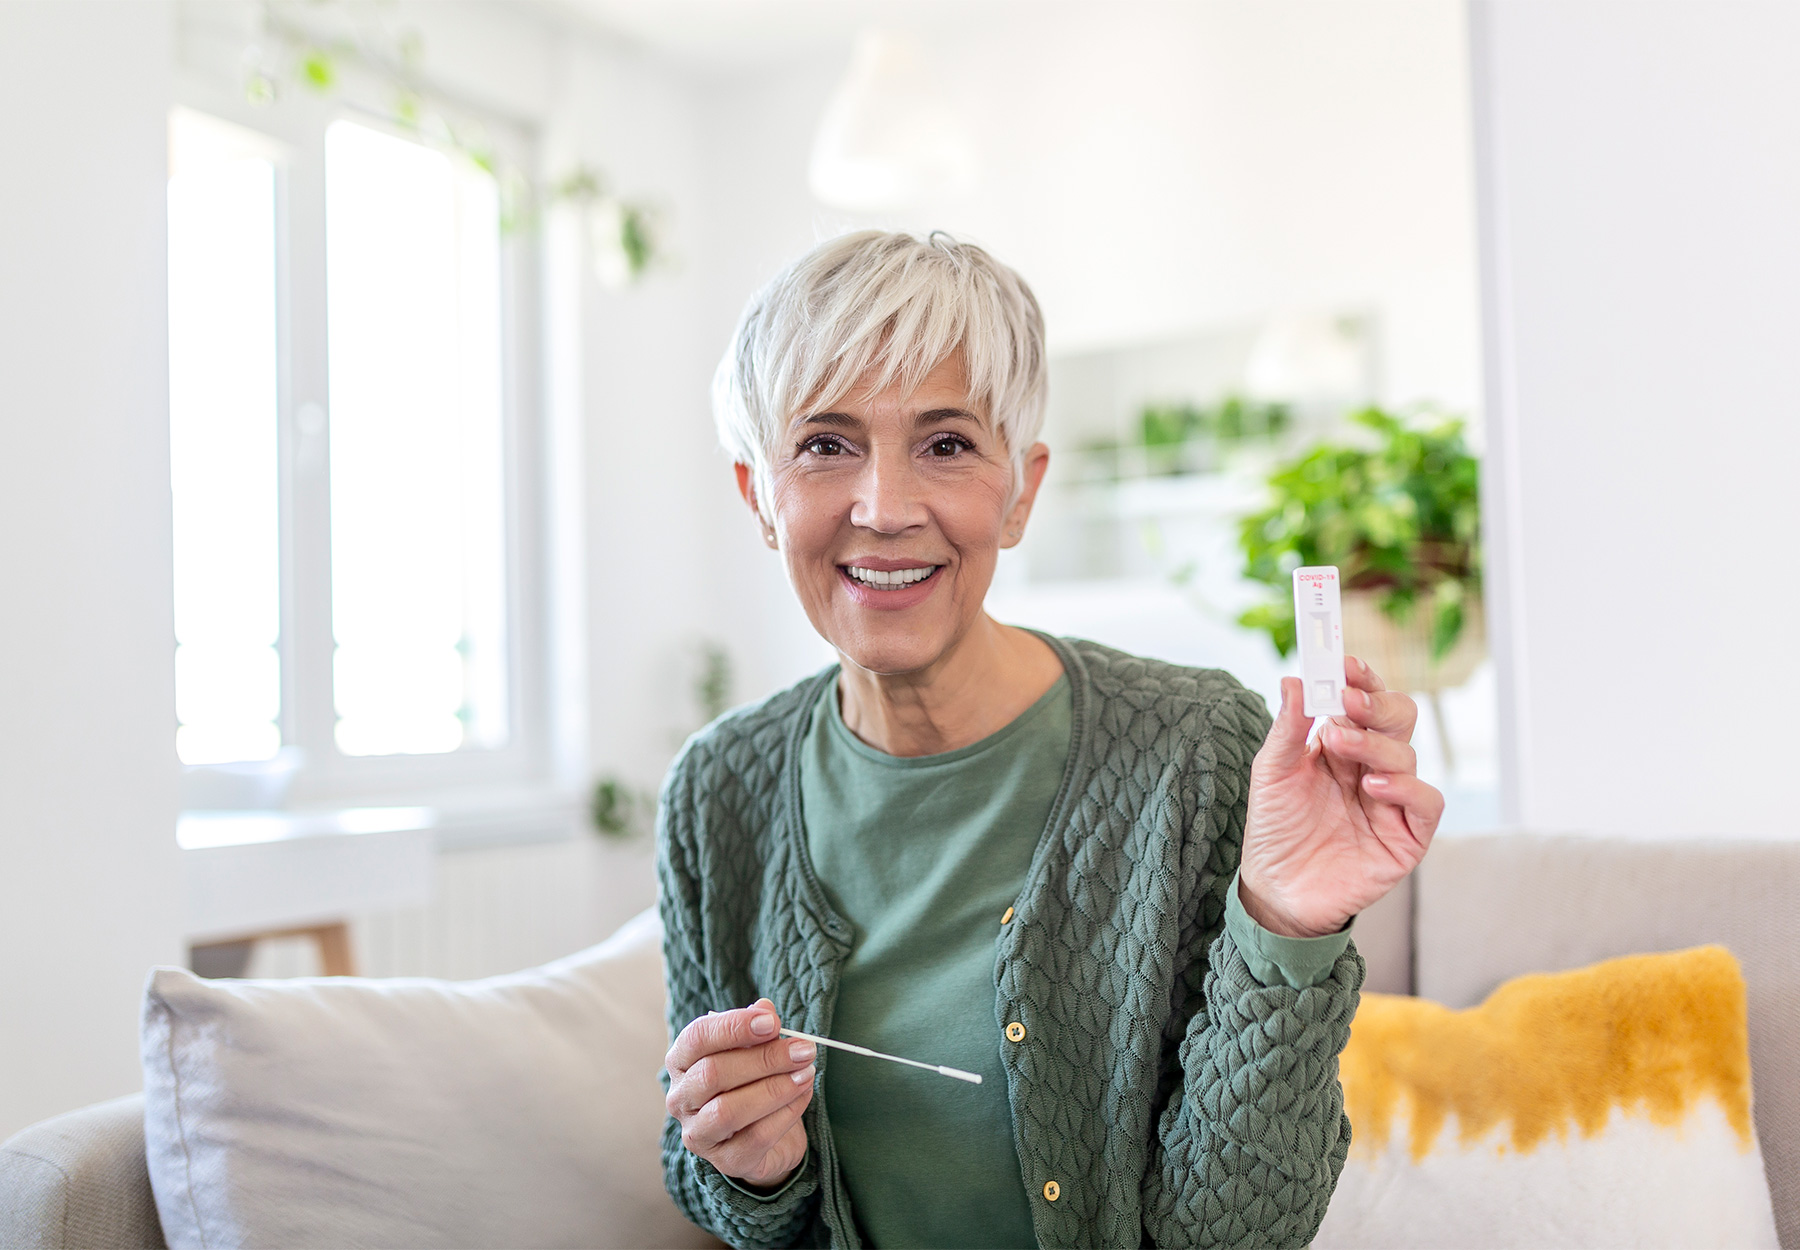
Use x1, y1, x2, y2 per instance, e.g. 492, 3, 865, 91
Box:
167, 110, 281, 766
325, 119, 509, 757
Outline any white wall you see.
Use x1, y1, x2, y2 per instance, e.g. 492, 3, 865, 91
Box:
691, 0, 1484, 703
550, 38, 737, 791
1471, 1, 1800, 836
0, 1, 187, 1139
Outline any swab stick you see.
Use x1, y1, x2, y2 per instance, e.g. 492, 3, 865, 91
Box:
779, 1027, 983, 1085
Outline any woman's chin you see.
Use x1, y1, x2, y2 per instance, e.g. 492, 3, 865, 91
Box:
828, 617, 962, 677
810, 566, 994, 676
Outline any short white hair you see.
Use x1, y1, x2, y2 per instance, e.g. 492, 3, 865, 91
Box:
713, 230, 1047, 518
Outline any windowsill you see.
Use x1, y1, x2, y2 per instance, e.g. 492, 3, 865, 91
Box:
178, 787, 591, 942
177, 806, 438, 850
178, 785, 589, 854
410, 786, 588, 851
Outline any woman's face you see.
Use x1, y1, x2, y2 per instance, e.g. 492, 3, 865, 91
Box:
740, 352, 1048, 676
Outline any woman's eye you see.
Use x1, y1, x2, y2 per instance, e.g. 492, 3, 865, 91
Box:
927, 435, 972, 457
802, 435, 848, 456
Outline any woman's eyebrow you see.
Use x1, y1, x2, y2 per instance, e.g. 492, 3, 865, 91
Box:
913, 407, 982, 426
795, 407, 981, 430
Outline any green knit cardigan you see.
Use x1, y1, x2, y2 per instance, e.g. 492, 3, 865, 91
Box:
656, 636, 1363, 1249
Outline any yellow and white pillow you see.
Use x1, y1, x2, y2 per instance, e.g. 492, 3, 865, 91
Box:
1315, 945, 1779, 1250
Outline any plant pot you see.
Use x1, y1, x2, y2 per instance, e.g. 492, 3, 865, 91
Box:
1339, 590, 1486, 695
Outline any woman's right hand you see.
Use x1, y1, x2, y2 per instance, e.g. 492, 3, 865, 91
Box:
664, 998, 816, 1189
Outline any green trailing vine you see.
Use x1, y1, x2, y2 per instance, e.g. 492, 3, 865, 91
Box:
1236, 407, 1481, 660
241, 0, 666, 283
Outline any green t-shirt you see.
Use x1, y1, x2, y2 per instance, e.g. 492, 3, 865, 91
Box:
800, 676, 1068, 1250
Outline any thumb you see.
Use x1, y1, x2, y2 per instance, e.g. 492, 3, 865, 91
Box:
1259, 677, 1313, 768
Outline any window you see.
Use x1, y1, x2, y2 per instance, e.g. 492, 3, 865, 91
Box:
324, 120, 509, 758
167, 111, 281, 766
167, 100, 539, 798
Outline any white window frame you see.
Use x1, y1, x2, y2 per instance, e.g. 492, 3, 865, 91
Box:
171, 67, 550, 807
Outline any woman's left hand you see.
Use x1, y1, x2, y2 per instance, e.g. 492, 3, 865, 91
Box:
1239, 656, 1444, 938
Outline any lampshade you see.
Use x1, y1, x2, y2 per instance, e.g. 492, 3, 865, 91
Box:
808, 30, 976, 212
1243, 313, 1370, 404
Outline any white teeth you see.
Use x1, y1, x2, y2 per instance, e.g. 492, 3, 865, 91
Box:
845, 565, 936, 588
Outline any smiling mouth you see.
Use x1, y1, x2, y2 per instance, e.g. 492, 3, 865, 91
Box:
842, 564, 942, 590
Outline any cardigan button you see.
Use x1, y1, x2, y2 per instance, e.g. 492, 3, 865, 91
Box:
1043, 1180, 1060, 1202
1001, 906, 1015, 925
1005, 1021, 1026, 1043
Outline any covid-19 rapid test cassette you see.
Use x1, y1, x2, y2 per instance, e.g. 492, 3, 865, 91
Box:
1293, 566, 1346, 718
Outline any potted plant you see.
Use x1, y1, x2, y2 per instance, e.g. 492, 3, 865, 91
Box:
1075, 394, 1292, 481
1236, 407, 1482, 766
589, 641, 735, 840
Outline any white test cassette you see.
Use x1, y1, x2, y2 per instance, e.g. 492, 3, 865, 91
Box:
1292, 566, 1346, 718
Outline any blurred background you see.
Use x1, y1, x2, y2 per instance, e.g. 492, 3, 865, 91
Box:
3, 0, 1796, 1142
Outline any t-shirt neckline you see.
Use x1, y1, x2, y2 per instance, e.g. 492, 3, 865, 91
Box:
820, 671, 1072, 770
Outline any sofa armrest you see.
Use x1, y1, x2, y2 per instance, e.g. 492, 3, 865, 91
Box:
0, 1093, 164, 1249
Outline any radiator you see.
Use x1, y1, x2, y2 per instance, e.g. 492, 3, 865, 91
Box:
244, 834, 657, 980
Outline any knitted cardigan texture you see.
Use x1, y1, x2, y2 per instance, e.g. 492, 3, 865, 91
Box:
656, 636, 1363, 1249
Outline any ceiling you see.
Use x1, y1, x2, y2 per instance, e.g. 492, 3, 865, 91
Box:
547, 0, 1060, 68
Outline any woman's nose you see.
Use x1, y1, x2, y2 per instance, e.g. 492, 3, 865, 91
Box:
847, 448, 928, 534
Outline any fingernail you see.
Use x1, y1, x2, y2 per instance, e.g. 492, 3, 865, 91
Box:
750, 1011, 777, 1037
791, 1064, 816, 1085
789, 1041, 815, 1064
1365, 773, 1388, 789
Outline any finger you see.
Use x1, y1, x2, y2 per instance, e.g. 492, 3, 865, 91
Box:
1321, 720, 1417, 776
1362, 772, 1445, 841
666, 998, 781, 1073
683, 1066, 816, 1155
1343, 655, 1387, 694
669, 1035, 816, 1115
1256, 677, 1313, 769
712, 1083, 813, 1176
1344, 685, 1418, 740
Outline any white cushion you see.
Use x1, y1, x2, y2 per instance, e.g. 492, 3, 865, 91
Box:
140, 909, 718, 1250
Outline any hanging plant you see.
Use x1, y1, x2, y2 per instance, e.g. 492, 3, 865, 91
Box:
553, 168, 670, 288
239, 0, 668, 282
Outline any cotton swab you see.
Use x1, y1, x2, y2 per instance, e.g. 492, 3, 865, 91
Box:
779, 1027, 983, 1085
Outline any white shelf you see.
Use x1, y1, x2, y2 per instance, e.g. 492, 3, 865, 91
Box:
180, 807, 436, 942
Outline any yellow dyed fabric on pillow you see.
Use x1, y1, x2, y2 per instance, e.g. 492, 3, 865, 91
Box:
1314, 946, 1779, 1250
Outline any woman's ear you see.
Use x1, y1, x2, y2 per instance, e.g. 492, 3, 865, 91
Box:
733, 462, 779, 549
1000, 442, 1051, 548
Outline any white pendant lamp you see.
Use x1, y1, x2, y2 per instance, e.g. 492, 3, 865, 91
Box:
1243, 314, 1371, 405
808, 30, 977, 212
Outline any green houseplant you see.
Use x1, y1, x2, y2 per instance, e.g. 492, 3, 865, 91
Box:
1078, 394, 1291, 480
1236, 408, 1482, 764
589, 641, 734, 840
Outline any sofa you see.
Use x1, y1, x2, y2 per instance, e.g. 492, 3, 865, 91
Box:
4, 832, 1797, 1249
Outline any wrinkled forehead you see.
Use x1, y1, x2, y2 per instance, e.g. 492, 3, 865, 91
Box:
791, 344, 994, 430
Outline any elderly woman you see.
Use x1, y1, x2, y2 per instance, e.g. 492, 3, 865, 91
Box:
658, 232, 1439, 1250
